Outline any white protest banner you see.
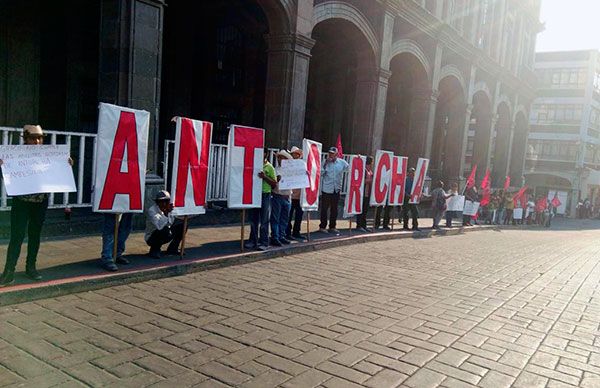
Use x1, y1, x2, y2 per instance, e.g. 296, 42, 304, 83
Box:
513, 208, 524, 220
278, 159, 309, 190
343, 155, 366, 218
227, 125, 264, 209
170, 117, 213, 216
370, 150, 393, 207
446, 195, 465, 212
0, 145, 76, 196
300, 139, 322, 211
463, 200, 480, 216
93, 103, 149, 213
388, 156, 408, 206
408, 158, 429, 204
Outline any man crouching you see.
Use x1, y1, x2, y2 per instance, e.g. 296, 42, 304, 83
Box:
145, 190, 184, 259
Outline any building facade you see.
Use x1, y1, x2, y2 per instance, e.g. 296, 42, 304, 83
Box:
528, 50, 600, 216
0, 0, 541, 190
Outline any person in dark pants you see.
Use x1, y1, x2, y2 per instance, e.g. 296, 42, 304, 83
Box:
402, 167, 420, 231
356, 156, 373, 232
0, 125, 73, 286
145, 190, 185, 259
374, 206, 393, 230
286, 146, 305, 240
319, 147, 349, 234
246, 151, 277, 251
445, 182, 459, 227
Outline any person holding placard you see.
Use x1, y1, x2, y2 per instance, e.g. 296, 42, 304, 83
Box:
431, 181, 454, 229
246, 151, 277, 251
463, 185, 479, 226
445, 182, 460, 228
286, 146, 305, 240
145, 190, 185, 259
319, 146, 349, 234
100, 214, 133, 271
0, 125, 73, 286
270, 150, 294, 246
402, 168, 420, 231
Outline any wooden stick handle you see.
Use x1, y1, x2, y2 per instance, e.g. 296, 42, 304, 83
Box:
180, 215, 188, 260
113, 213, 119, 261
241, 209, 246, 252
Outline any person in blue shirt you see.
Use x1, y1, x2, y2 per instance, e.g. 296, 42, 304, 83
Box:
319, 147, 349, 234
402, 167, 421, 231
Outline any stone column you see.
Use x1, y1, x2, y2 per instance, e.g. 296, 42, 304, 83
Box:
409, 88, 437, 163
350, 67, 385, 155
264, 33, 315, 150
370, 70, 392, 154
458, 103, 474, 187
98, 0, 164, 178
423, 90, 440, 159
492, 121, 514, 186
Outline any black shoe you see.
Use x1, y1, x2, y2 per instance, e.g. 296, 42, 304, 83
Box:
148, 250, 162, 259
280, 238, 291, 245
291, 233, 305, 241
402, 226, 410, 231
101, 262, 118, 272
244, 241, 257, 250
25, 268, 42, 281
382, 226, 391, 231
165, 249, 181, 256
115, 256, 130, 265
0, 271, 15, 287
270, 239, 283, 247
412, 228, 421, 232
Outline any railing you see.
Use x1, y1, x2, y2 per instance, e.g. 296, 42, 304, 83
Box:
0, 127, 97, 211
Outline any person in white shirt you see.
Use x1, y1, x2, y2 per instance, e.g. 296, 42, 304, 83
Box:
145, 190, 184, 259
270, 150, 294, 246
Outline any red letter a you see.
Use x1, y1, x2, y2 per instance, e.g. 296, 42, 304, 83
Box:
175, 119, 211, 207
99, 111, 142, 210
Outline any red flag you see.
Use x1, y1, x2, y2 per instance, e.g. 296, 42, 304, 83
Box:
513, 186, 528, 207
503, 176, 510, 191
336, 133, 343, 158
480, 169, 491, 206
466, 165, 477, 190
551, 193, 562, 208
536, 197, 548, 212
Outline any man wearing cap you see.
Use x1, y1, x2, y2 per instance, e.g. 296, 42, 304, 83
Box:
286, 146, 305, 240
145, 190, 185, 259
319, 146, 349, 234
246, 150, 277, 251
402, 167, 421, 231
0, 125, 73, 286
270, 150, 293, 246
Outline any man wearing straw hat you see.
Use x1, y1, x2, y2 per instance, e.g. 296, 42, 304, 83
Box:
270, 149, 294, 246
286, 146, 305, 240
0, 125, 72, 286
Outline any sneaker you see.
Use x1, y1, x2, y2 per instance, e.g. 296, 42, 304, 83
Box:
257, 244, 269, 251
280, 238, 291, 245
285, 234, 293, 241
382, 226, 392, 231
329, 228, 340, 234
25, 269, 42, 281
291, 233, 305, 241
318, 228, 329, 233
271, 239, 283, 247
115, 256, 130, 265
101, 262, 118, 272
0, 271, 15, 287
356, 227, 368, 233
148, 250, 162, 260
402, 226, 410, 231
244, 242, 257, 250
412, 227, 421, 232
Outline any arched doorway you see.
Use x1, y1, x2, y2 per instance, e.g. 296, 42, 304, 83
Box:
304, 17, 377, 153
509, 111, 529, 185
383, 53, 430, 163
467, 90, 493, 179
431, 76, 466, 181
491, 102, 511, 186
160, 0, 279, 146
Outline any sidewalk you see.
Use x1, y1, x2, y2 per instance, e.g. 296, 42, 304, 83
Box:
0, 216, 501, 305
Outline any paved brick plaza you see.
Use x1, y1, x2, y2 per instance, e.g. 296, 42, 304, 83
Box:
1, 226, 600, 387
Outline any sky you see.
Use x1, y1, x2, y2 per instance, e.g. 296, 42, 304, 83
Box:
536, 0, 600, 52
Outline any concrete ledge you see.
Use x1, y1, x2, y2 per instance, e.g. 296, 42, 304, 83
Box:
0, 225, 503, 306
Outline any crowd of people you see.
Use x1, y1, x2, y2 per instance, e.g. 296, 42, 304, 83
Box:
0, 128, 561, 287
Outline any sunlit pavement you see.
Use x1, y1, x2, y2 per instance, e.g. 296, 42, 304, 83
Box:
1, 220, 600, 387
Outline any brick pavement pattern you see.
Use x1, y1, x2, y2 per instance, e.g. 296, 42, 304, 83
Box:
2, 227, 600, 387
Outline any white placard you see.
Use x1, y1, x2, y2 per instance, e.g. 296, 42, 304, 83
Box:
0, 145, 76, 196
513, 208, 524, 220
300, 139, 322, 211
446, 195, 465, 212
170, 117, 213, 216
226, 125, 264, 209
93, 103, 149, 213
463, 200, 480, 216
370, 150, 393, 207
408, 158, 430, 204
278, 159, 309, 190
343, 155, 366, 218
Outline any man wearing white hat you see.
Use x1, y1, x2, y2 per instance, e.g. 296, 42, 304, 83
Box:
145, 190, 185, 259
0, 125, 72, 286
286, 146, 305, 240
270, 149, 294, 246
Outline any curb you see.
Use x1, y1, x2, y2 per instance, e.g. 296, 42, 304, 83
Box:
0, 225, 502, 307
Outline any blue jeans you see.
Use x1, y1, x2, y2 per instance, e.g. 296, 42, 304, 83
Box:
270, 194, 291, 241
101, 213, 133, 264
248, 193, 271, 246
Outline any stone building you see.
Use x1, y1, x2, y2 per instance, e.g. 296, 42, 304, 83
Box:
0, 0, 541, 188
527, 50, 600, 216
